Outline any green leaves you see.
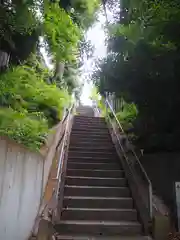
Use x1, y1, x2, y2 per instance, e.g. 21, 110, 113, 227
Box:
94, 0, 180, 150
0, 108, 48, 150
43, 4, 80, 62
0, 64, 70, 149
0, 0, 99, 150
60, 0, 100, 29
116, 102, 138, 131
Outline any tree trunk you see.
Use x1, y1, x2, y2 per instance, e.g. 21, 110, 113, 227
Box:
54, 62, 65, 80
0, 50, 10, 70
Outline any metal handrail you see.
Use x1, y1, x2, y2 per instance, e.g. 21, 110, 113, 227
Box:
104, 98, 153, 220
55, 107, 71, 150
56, 103, 74, 180
33, 104, 74, 224
55, 103, 74, 202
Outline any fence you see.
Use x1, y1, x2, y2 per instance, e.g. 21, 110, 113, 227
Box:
105, 92, 124, 113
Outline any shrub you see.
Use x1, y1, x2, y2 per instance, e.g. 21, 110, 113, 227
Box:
116, 102, 138, 131
0, 65, 70, 149
0, 108, 48, 150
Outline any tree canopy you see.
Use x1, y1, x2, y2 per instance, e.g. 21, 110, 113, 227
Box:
93, 0, 180, 151
0, 0, 100, 149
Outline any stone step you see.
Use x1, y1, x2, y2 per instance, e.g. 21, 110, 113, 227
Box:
73, 117, 106, 125
63, 186, 130, 198
71, 131, 110, 136
73, 122, 106, 127
72, 124, 107, 130
73, 122, 106, 126
61, 208, 137, 222
70, 133, 112, 140
63, 196, 133, 209
71, 130, 109, 136
75, 108, 94, 116
56, 235, 151, 240
65, 176, 126, 187
67, 156, 117, 164
70, 138, 113, 145
74, 116, 105, 120
66, 169, 124, 178
68, 151, 117, 159
72, 125, 109, 130
72, 127, 108, 133
74, 116, 105, 121
55, 220, 142, 236
56, 116, 145, 238
67, 162, 122, 170
69, 141, 114, 148
69, 146, 115, 152
76, 109, 94, 113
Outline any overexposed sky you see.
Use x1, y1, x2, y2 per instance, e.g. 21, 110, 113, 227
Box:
80, 12, 107, 105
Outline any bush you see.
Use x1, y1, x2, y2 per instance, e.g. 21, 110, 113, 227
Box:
116, 102, 138, 131
0, 108, 48, 150
0, 65, 70, 149
0, 65, 70, 125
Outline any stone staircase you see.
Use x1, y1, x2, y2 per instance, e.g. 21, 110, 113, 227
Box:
54, 114, 150, 239
76, 106, 95, 117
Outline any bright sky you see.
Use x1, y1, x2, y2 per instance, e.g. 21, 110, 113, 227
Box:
80, 13, 107, 106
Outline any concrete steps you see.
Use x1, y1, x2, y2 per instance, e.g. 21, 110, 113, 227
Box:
66, 169, 125, 178
72, 125, 108, 131
67, 162, 122, 170
55, 220, 142, 236
70, 132, 112, 139
69, 145, 115, 151
56, 236, 151, 240
65, 176, 126, 187
76, 106, 95, 117
63, 186, 130, 197
61, 208, 137, 221
55, 114, 147, 238
63, 196, 134, 209
67, 156, 116, 163
68, 151, 118, 159
72, 126, 109, 132
70, 138, 113, 145
69, 141, 114, 148
74, 116, 105, 122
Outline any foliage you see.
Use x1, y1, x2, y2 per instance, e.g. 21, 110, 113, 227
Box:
0, 0, 99, 149
63, 63, 80, 93
0, 108, 48, 150
0, 0, 40, 64
116, 102, 138, 131
93, 0, 180, 151
60, 0, 100, 28
0, 65, 70, 148
78, 37, 95, 67
44, 4, 81, 62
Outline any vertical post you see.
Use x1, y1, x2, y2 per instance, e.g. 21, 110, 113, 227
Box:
175, 182, 180, 231
105, 92, 108, 117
